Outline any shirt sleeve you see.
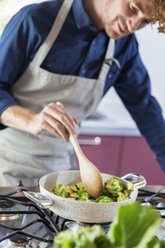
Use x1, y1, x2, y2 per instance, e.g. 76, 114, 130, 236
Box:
0, 4, 46, 129
0, 11, 29, 128
114, 40, 165, 172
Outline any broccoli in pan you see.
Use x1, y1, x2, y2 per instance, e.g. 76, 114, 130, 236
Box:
52, 177, 133, 203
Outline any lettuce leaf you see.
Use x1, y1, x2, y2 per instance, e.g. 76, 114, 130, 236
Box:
146, 236, 164, 248
107, 201, 161, 248
54, 225, 106, 248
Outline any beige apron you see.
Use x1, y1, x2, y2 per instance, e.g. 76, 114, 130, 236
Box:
0, 0, 117, 186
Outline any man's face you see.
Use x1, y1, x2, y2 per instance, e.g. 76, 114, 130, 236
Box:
102, 0, 154, 39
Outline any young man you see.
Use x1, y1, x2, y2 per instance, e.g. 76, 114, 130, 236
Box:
0, 0, 164, 186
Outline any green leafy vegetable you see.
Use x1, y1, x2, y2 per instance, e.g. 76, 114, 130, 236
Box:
52, 184, 69, 198
95, 195, 113, 203
146, 237, 165, 248
108, 201, 161, 248
127, 182, 134, 191
52, 177, 132, 202
54, 201, 165, 248
78, 192, 91, 202
105, 177, 124, 194
54, 225, 106, 248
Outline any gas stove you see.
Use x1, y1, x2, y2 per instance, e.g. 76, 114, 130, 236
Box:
0, 186, 165, 247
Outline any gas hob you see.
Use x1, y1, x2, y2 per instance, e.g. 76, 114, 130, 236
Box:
0, 186, 165, 247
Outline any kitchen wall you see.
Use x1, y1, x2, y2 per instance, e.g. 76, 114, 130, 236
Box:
0, 0, 45, 35
136, 24, 165, 109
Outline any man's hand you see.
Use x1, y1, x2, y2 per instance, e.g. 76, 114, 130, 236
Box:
0, 103, 78, 142
29, 102, 78, 141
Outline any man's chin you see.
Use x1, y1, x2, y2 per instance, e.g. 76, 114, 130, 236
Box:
105, 28, 119, 39
106, 30, 129, 40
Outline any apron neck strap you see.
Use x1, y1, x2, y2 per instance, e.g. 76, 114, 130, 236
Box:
105, 38, 115, 60
104, 38, 120, 68
98, 38, 120, 82
32, 0, 74, 66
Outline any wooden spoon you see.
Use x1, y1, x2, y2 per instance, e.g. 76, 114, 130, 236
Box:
69, 134, 104, 198
56, 102, 104, 198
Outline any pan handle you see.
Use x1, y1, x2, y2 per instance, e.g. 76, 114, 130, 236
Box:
121, 173, 147, 189
23, 191, 53, 209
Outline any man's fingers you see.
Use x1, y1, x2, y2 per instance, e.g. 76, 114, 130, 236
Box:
43, 112, 69, 141
55, 102, 76, 130
73, 117, 79, 125
43, 102, 76, 134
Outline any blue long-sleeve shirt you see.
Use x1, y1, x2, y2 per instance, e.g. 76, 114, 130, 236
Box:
0, 0, 165, 172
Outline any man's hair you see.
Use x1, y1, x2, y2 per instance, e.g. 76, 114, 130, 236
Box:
151, 0, 165, 33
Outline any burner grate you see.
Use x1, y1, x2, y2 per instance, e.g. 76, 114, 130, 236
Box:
0, 230, 53, 244
0, 189, 60, 245
0, 198, 59, 232
138, 188, 165, 199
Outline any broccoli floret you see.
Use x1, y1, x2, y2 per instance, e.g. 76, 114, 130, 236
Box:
54, 225, 109, 248
127, 182, 134, 191
70, 192, 79, 198
78, 192, 91, 202
105, 177, 124, 194
76, 182, 84, 189
96, 195, 113, 203
66, 186, 73, 194
70, 185, 78, 192
102, 187, 111, 197
123, 190, 130, 200
52, 177, 130, 203
53, 184, 63, 195
117, 192, 126, 202
79, 184, 86, 194
53, 184, 69, 198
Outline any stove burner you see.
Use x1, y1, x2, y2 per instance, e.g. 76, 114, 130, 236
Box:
1, 235, 39, 248
0, 200, 20, 221
65, 221, 111, 233
0, 200, 15, 209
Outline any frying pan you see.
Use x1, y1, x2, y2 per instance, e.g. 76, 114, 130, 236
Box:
24, 170, 146, 223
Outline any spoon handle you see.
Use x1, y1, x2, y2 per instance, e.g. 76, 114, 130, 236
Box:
56, 102, 84, 160
69, 134, 85, 160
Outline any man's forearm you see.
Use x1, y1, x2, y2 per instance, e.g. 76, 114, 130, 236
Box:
0, 105, 36, 133
0, 103, 77, 141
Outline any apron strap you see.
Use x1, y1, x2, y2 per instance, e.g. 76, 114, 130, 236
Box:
98, 39, 120, 82
32, 0, 74, 66
105, 38, 115, 60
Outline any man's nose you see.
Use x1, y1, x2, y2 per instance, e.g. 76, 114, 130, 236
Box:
126, 16, 143, 32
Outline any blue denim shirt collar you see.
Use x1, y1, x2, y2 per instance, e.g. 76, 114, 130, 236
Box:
73, 0, 98, 31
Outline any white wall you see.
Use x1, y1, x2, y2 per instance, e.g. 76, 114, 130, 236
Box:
136, 24, 165, 112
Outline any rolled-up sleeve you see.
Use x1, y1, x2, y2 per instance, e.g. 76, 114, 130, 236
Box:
114, 43, 165, 172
